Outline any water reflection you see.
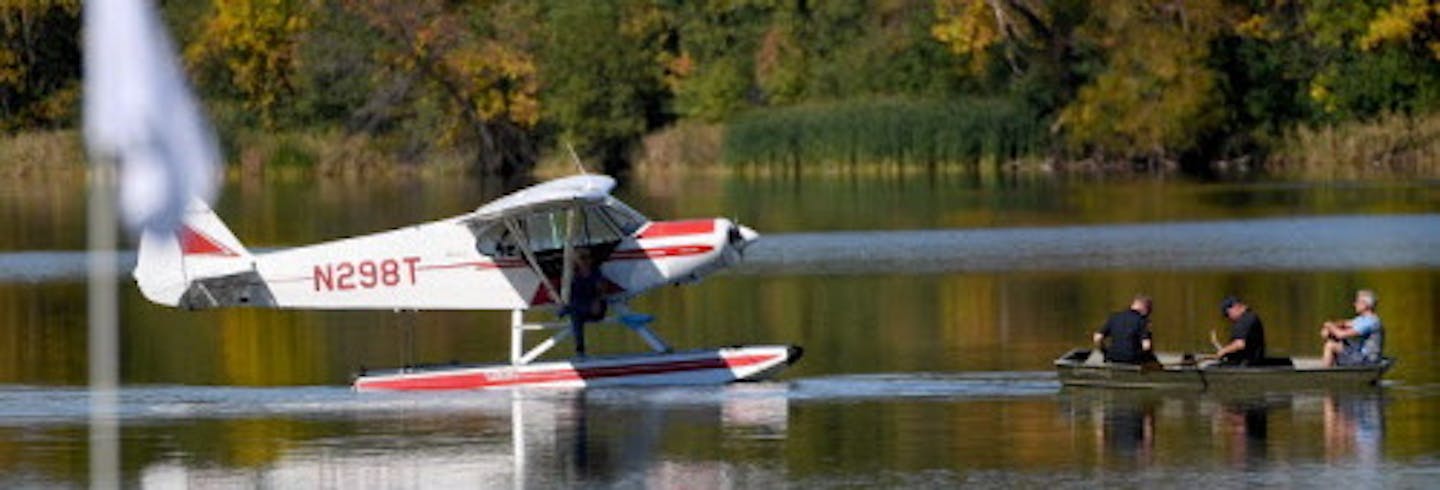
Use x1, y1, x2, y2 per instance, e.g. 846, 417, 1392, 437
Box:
1062, 388, 1388, 474
126, 385, 792, 489
1212, 395, 1272, 469
1323, 391, 1384, 465
0, 381, 1426, 487
1096, 393, 1156, 466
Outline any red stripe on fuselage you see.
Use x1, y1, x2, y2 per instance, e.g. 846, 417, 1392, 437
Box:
609, 244, 714, 260
355, 353, 781, 391
638, 220, 715, 239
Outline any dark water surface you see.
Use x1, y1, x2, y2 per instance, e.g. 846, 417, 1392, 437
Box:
2, 173, 1439, 487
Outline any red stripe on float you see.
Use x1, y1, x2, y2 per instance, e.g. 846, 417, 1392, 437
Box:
356, 353, 780, 391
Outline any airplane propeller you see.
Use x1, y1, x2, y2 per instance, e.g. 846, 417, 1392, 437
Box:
726, 220, 759, 259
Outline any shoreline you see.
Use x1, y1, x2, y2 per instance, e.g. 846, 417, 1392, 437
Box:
6, 125, 1440, 182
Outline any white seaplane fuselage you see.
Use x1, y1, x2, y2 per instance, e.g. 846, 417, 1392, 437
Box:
134, 175, 800, 391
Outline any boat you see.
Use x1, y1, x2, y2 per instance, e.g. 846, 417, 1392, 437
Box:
1054, 348, 1393, 391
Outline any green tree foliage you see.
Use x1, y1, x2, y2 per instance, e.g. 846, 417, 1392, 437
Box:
1307, 0, 1440, 119
540, 0, 669, 172
667, 1, 964, 120
0, 0, 79, 132
1057, 0, 1235, 161
665, 0, 768, 120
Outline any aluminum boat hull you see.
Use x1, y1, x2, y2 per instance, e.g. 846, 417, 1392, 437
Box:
1054, 348, 1392, 391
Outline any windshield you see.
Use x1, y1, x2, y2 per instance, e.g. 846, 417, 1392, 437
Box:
472, 204, 634, 257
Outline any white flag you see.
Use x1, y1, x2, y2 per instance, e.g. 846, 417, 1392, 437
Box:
82, 0, 220, 233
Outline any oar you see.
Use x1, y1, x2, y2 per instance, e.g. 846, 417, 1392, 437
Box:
1190, 330, 1225, 365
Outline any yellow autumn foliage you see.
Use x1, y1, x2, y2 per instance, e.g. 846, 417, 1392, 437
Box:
1358, 0, 1438, 53
187, 0, 312, 128
931, 0, 1001, 74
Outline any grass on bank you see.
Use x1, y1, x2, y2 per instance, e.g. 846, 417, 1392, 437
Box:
0, 130, 85, 177
0, 129, 473, 180
225, 130, 472, 180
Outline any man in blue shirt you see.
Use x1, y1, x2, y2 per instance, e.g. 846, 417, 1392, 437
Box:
1320, 289, 1384, 367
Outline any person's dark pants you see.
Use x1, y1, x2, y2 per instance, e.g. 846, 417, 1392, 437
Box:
570, 316, 586, 356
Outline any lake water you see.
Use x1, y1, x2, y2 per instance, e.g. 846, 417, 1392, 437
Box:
2, 172, 1439, 487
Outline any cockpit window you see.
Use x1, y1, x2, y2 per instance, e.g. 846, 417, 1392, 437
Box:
472, 222, 517, 256
522, 209, 567, 252
600, 199, 646, 235
578, 206, 623, 246
470, 202, 647, 257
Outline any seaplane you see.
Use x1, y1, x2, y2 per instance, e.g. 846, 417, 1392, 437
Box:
132, 174, 802, 391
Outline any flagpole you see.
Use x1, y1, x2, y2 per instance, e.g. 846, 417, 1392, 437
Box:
88, 160, 120, 489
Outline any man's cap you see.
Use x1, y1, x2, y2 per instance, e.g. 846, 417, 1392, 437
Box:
1219, 296, 1241, 316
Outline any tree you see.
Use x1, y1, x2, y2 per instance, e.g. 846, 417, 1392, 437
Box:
1056, 0, 1236, 162
186, 0, 313, 129
0, 0, 80, 131
343, 0, 541, 176
541, 0, 669, 172
666, 0, 768, 121
1316, 0, 1440, 118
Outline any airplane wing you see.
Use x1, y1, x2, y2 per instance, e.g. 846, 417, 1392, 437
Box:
472, 175, 619, 219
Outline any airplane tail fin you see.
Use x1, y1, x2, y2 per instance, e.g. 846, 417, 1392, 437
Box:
134, 198, 260, 307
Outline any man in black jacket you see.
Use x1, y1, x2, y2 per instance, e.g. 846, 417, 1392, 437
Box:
1093, 295, 1156, 364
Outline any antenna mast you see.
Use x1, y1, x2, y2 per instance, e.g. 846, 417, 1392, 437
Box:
564, 142, 588, 175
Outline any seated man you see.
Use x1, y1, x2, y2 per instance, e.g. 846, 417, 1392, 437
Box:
1092, 295, 1156, 364
1320, 289, 1384, 367
1215, 296, 1266, 366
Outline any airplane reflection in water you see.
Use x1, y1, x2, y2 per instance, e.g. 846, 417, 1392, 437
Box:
137, 384, 790, 489
1061, 389, 1385, 470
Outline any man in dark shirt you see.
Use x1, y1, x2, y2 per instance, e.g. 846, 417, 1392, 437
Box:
1215, 296, 1266, 366
565, 250, 607, 358
1093, 295, 1156, 364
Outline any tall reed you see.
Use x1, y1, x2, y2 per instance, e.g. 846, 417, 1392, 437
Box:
722, 97, 1045, 171
1270, 112, 1440, 179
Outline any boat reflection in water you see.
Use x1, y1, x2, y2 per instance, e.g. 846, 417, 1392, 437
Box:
1212, 395, 1272, 468
136, 384, 790, 489
1323, 391, 1385, 465
1089, 392, 1157, 466
1061, 388, 1385, 473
